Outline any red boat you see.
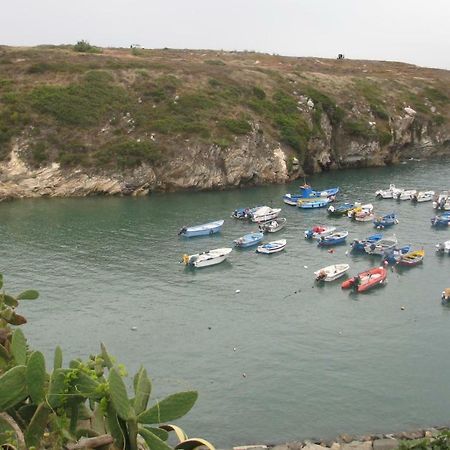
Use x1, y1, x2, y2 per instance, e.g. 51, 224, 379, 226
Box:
341, 266, 387, 293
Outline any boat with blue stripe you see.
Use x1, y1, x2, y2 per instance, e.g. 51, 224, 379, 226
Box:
373, 212, 399, 229
351, 233, 383, 252
178, 220, 224, 237
283, 184, 339, 205
234, 232, 264, 248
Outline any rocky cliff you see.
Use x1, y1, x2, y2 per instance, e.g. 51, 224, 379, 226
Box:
0, 46, 449, 199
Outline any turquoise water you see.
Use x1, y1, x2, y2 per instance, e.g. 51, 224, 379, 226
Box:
1, 159, 450, 446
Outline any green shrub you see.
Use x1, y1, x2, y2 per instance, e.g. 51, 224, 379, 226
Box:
424, 87, 449, 105
26, 62, 53, 74
213, 137, 232, 149
221, 118, 252, 135
304, 87, 344, 124
343, 120, 371, 138
73, 40, 102, 53
29, 142, 49, 166
377, 129, 392, 145
252, 86, 266, 100
94, 139, 161, 168
204, 59, 226, 66
432, 114, 446, 126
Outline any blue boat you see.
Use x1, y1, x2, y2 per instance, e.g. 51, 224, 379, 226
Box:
351, 233, 383, 252
431, 213, 450, 227
317, 231, 349, 247
283, 185, 339, 205
373, 212, 398, 229
327, 202, 354, 216
382, 245, 412, 264
234, 232, 264, 248
297, 198, 331, 209
231, 206, 261, 219
178, 220, 224, 237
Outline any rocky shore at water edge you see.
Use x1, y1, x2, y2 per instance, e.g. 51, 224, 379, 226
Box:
231, 427, 448, 450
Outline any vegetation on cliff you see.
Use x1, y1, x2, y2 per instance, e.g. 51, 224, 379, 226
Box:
0, 44, 449, 174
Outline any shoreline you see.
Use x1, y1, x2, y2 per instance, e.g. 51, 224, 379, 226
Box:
231, 426, 449, 450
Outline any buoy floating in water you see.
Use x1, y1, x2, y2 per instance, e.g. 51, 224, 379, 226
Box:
235, 289, 241, 294
131, 326, 137, 331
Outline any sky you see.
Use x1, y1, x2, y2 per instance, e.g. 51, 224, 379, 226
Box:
1, 0, 449, 69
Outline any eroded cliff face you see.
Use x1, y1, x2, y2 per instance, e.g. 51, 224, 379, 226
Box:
0, 108, 448, 200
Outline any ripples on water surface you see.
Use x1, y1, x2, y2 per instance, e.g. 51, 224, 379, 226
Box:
2, 160, 450, 446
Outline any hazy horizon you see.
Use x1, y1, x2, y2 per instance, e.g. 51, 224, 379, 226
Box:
1, 0, 449, 70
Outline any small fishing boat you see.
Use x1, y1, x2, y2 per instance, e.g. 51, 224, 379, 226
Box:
382, 245, 411, 265
297, 198, 330, 209
256, 239, 287, 254
441, 288, 450, 305
396, 189, 416, 200
373, 212, 399, 229
317, 230, 349, 247
234, 232, 264, 248
433, 191, 450, 210
411, 191, 435, 203
178, 220, 224, 237
354, 212, 375, 222
341, 267, 387, 293
248, 206, 282, 223
304, 225, 336, 240
231, 206, 260, 219
283, 185, 338, 205
375, 184, 403, 199
314, 264, 350, 282
327, 202, 354, 216
259, 217, 286, 233
283, 193, 303, 205
364, 236, 398, 255
182, 248, 232, 268
436, 240, 450, 255
351, 233, 383, 252
431, 212, 450, 227
399, 249, 424, 267
347, 203, 374, 218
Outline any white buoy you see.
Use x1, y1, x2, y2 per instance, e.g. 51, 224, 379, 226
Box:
233, 347, 237, 352
401, 306, 405, 310
304, 265, 308, 269
235, 289, 241, 294
131, 326, 138, 331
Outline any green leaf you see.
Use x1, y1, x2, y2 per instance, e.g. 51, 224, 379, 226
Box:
108, 367, 134, 420
17, 289, 39, 300
54, 345, 63, 370
137, 391, 198, 424
73, 372, 100, 398
3, 294, 18, 307
134, 367, 152, 415
11, 328, 27, 365
47, 368, 68, 408
8, 312, 27, 326
0, 276, 3, 290
139, 427, 173, 450
25, 402, 50, 448
0, 365, 28, 410
106, 402, 125, 449
100, 342, 113, 369
143, 426, 169, 441
26, 351, 46, 404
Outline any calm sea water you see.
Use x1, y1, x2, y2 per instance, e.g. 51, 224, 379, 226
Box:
1, 159, 450, 446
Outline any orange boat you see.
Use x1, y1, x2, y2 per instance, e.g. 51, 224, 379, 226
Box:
341, 266, 387, 293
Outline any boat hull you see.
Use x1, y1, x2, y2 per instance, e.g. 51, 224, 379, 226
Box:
179, 220, 224, 237
341, 267, 387, 292
256, 239, 287, 254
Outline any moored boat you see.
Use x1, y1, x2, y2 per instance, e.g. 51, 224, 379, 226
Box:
441, 288, 450, 305
283, 184, 339, 205
411, 191, 434, 203
354, 212, 375, 222
182, 248, 232, 268
259, 217, 286, 233
341, 266, 387, 292
375, 184, 403, 199
314, 264, 350, 282
436, 240, 450, 255
347, 203, 374, 218
433, 191, 450, 210
364, 236, 398, 255
327, 202, 354, 216
396, 189, 416, 200
373, 212, 399, 229
317, 230, 349, 247
256, 239, 287, 254
304, 225, 336, 240
297, 198, 330, 209
248, 206, 282, 223
399, 249, 424, 267
382, 245, 411, 265
351, 233, 383, 252
231, 206, 260, 219
178, 220, 224, 237
234, 232, 264, 248
431, 213, 450, 227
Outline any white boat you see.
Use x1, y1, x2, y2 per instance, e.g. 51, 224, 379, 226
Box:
375, 184, 404, 199
256, 239, 287, 254
364, 236, 398, 255
412, 191, 435, 203
259, 217, 286, 233
436, 240, 450, 255
396, 189, 416, 200
347, 203, 373, 218
249, 206, 282, 223
304, 225, 336, 239
183, 248, 232, 268
314, 264, 350, 282
433, 191, 450, 210
354, 212, 375, 222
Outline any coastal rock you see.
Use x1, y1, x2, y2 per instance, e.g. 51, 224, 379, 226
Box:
372, 439, 399, 450
341, 441, 372, 450
302, 443, 328, 450
338, 434, 354, 444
